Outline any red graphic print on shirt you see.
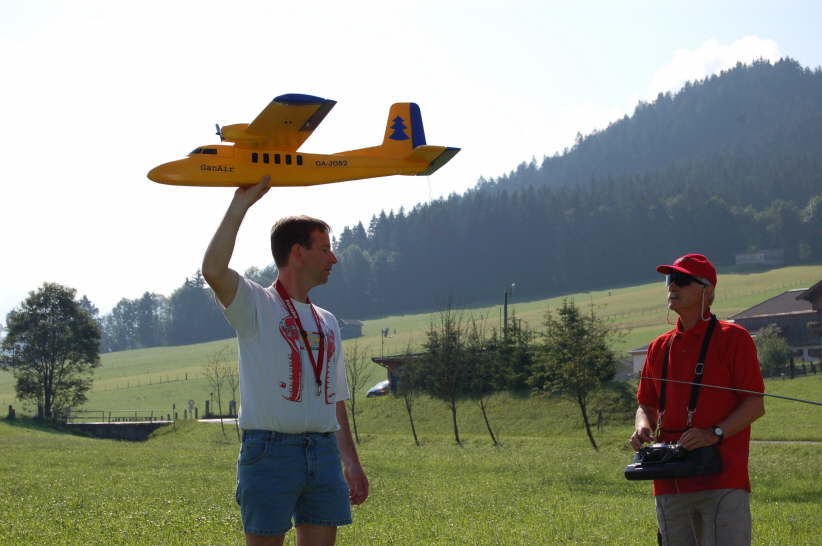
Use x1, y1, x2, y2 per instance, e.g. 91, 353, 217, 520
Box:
323, 329, 336, 403
278, 316, 302, 401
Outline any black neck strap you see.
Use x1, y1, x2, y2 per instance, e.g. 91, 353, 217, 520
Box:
656, 315, 718, 438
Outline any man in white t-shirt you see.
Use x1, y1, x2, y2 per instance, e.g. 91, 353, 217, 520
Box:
202, 176, 368, 546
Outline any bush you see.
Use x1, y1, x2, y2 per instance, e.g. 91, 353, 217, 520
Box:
755, 324, 792, 377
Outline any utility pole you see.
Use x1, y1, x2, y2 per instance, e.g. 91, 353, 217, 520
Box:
504, 282, 516, 337
381, 327, 390, 358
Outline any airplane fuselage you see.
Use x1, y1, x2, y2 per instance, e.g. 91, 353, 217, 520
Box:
147, 95, 459, 188
148, 144, 436, 187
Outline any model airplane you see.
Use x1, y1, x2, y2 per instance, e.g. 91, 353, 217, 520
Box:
147, 93, 460, 187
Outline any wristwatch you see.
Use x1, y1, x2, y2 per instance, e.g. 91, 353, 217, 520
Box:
712, 425, 724, 444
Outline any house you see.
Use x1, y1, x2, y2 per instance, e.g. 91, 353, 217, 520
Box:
728, 287, 822, 362
627, 345, 649, 376
734, 249, 784, 266
371, 353, 424, 392
339, 319, 363, 339
796, 279, 822, 311
796, 280, 822, 349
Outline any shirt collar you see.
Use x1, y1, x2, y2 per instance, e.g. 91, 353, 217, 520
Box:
675, 311, 713, 337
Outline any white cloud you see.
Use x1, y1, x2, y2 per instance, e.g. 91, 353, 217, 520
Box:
649, 36, 781, 98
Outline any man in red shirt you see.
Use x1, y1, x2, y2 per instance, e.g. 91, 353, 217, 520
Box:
630, 254, 765, 546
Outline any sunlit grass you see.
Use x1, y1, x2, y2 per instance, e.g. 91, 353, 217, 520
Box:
1, 400, 820, 545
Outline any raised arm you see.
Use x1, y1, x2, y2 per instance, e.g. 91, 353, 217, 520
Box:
202, 176, 271, 307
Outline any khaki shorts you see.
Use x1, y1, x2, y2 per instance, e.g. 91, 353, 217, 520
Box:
655, 489, 751, 546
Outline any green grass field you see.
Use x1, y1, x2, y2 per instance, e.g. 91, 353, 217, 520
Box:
2, 263, 819, 415
1, 375, 821, 545
1, 264, 820, 543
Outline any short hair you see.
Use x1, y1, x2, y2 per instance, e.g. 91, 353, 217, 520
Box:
270, 216, 330, 267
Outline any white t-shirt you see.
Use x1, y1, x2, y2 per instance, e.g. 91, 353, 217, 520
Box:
222, 277, 349, 433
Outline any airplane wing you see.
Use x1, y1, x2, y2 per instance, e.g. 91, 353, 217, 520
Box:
244, 93, 336, 151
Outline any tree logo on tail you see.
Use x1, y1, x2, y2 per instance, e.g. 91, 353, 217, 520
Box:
389, 116, 410, 141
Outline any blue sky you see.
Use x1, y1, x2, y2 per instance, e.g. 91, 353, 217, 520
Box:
2, 0, 821, 323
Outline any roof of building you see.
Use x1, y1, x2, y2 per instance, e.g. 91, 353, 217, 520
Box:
796, 279, 822, 305
628, 345, 649, 355
340, 319, 363, 326
728, 289, 814, 320
371, 353, 424, 367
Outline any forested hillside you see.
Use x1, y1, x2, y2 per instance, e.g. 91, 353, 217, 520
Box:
315, 58, 822, 317
99, 59, 822, 350
483, 58, 822, 197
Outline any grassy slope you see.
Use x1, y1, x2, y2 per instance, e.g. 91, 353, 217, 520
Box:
1, 264, 820, 414
1, 375, 820, 545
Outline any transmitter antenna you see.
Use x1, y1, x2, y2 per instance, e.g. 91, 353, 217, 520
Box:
639, 376, 822, 407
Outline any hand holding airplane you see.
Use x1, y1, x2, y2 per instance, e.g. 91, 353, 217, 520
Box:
148, 93, 460, 187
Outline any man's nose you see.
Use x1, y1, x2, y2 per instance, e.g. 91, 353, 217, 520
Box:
330, 252, 338, 264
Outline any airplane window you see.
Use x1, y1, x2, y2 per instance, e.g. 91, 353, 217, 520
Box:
203, 148, 218, 154
286, 155, 292, 165
275, 154, 281, 165
297, 155, 303, 166
263, 153, 269, 164
252, 152, 258, 163
190, 148, 203, 154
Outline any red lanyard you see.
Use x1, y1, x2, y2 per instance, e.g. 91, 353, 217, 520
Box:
275, 280, 325, 396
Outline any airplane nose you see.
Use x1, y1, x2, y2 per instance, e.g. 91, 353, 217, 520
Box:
147, 160, 185, 185
147, 163, 171, 183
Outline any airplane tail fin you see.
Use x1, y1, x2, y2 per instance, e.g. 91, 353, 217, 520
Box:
338, 103, 426, 158
337, 102, 460, 173
380, 102, 426, 154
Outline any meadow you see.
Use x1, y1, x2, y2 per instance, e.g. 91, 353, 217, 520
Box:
1, 263, 820, 415
1, 375, 821, 545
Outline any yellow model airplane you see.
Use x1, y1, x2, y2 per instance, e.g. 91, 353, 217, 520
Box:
148, 93, 459, 187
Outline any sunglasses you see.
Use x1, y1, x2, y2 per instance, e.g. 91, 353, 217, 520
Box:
666, 271, 708, 287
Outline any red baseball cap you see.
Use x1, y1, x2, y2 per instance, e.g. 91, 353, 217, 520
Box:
656, 253, 717, 286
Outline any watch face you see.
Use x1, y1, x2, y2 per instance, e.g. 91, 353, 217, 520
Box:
713, 426, 723, 437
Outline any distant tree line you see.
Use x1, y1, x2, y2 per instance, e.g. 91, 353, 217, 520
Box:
98, 267, 279, 353
316, 188, 821, 319
100, 272, 229, 352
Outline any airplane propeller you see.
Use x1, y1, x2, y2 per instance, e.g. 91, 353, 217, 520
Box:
215, 123, 224, 141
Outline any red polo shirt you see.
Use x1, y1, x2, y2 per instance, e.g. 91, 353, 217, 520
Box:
637, 317, 764, 495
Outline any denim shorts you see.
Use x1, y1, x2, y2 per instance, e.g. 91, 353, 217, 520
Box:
236, 430, 352, 536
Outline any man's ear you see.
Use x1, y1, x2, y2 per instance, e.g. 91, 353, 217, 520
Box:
289, 243, 304, 266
